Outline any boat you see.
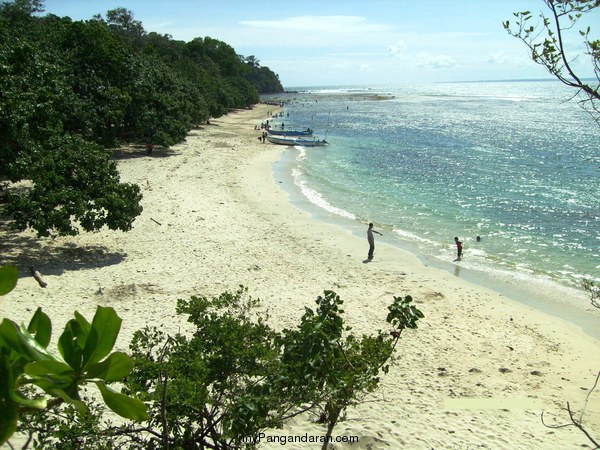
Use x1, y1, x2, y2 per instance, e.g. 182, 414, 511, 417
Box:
266, 135, 328, 147
267, 128, 313, 136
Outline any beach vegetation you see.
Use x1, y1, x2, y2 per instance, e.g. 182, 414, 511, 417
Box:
278, 291, 424, 450
2, 286, 423, 449
0, 265, 18, 296
582, 279, 600, 309
0, 266, 148, 446
0, 0, 282, 237
245, 55, 285, 94
123, 288, 422, 449
504, 0, 600, 125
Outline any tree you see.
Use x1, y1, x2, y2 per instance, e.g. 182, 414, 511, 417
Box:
1, 1, 281, 236
101, 7, 145, 50
0, 2, 143, 237
245, 55, 284, 94
0, 0, 43, 19
504, 0, 600, 124
279, 291, 423, 449
4, 135, 143, 237
123, 287, 289, 449
57, 19, 135, 147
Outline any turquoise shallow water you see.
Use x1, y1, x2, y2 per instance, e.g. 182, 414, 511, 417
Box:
265, 81, 600, 333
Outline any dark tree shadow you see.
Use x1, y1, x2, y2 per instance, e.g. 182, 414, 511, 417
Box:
0, 223, 126, 279
110, 146, 180, 160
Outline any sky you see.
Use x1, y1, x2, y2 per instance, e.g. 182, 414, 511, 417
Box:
40, 0, 598, 88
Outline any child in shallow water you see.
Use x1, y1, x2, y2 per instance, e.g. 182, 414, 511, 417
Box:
454, 237, 463, 260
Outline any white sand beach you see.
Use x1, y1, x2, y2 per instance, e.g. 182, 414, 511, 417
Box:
1, 104, 599, 449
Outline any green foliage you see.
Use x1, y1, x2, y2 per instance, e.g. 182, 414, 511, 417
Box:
0, 1, 282, 236
1, 264, 421, 447
245, 56, 284, 94
279, 292, 423, 447
122, 288, 422, 449
504, 0, 599, 124
0, 6, 144, 236
5, 134, 143, 237
0, 265, 18, 296
0, 304, 148, 445
125, 286, 288, 449
16, 396, 117, 450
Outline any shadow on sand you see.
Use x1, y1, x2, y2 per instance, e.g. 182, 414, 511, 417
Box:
0, 224, 126, 279
110, 146, 179, 161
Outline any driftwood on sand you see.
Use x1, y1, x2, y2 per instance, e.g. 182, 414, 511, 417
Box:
29, 266, 47, 288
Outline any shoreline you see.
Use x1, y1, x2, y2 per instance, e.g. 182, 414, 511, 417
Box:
1, 105, 599, 449
272, 148, 600, 340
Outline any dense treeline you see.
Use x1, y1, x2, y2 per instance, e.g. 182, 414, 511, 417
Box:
0, 0, 283, 237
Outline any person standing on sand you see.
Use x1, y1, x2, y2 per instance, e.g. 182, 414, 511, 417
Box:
454, 237, 463, 260
367, 223, 383, 260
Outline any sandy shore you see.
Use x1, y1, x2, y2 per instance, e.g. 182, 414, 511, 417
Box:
1, 104, 599, 449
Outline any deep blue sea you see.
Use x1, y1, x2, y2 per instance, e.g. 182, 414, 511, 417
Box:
265, 80, 599, 333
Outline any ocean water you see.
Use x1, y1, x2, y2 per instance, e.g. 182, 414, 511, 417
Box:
266, 81, 600, 331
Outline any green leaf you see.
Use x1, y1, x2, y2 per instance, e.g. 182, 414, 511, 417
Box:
0, 356, 19, 445
73, 311, 92, 333
0, 319, 23, 354
73, 311, 92, 350
95, 380, 149, 421
58, 321, 83, 371
85, 351, 133, 382
83, 306, 122, 366
27, 308, 52, 348
33, 376, 77, 395
51, 388, 88, 415
25, 359, 74, 377
15, 323, 57, 363
9, 388, 48, 410
0, 404, 18, 446
0, 265, 18, 296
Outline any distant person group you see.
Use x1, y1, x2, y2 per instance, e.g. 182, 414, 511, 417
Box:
365, 223, 481, 263
455, 235, 482, 261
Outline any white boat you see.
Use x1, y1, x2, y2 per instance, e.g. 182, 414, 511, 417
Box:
266, 135, 328, 147
267, 128, 313, 136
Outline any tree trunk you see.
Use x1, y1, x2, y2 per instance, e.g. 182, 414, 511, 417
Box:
321, 409, 340, 450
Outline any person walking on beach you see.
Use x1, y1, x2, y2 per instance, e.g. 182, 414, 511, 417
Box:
454, 237, 463, 260
367, 223, 383, 260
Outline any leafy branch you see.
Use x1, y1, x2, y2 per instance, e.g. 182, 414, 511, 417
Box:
279, 291, 423, 450
503, 0, 600, 124
582, 279, 600, 309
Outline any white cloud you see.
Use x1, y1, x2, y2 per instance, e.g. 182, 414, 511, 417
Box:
387, 40, 407, 57
241, 15, 392, 34
415, 52, 457, 69
487, 51, 508, 65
